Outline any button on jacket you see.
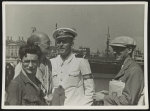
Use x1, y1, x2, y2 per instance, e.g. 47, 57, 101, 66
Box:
6, 70, 46, 105
50, 53, 94, 106
104, 57, 144, 105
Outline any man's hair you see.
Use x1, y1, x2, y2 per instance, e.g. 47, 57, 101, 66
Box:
19, 44, 42, 60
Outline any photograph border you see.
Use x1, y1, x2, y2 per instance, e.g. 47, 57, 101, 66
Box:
2, 1, 149, 109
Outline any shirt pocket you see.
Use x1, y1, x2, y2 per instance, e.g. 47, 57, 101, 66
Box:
52, 73, 59, 87
67, 71, 81, 87
69, 71, 80, 76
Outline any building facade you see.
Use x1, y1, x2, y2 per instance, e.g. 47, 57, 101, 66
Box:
6, 36, 26, 59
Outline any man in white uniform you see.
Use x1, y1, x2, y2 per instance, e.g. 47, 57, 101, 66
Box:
50, 28, 95, 106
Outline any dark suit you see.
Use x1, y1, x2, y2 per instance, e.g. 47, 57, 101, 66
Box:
104, 56, 144, 105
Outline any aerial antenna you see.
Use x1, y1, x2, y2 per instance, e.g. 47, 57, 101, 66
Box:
31, 27, 36, 33
55, 23, 58, 46
56, 23, 58, 29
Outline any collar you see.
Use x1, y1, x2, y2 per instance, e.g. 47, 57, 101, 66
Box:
20, 69, 41, 88
40, 55, 49, 65
114, 56, 133, 79
57, 52, 74, 66
121, 56, 133, 70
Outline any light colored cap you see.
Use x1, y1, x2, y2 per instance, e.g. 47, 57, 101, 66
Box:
52, 27, 77, 39
109, 36, 136, 47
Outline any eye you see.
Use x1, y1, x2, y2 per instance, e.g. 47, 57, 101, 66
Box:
56, 40, 61, 44
32, 60, 38, 64
47, 41, 50, 45
23, 60, 30, 63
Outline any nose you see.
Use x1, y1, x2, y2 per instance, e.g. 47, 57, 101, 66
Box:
58, 42, 63, 47
113, 51, 117, 54
28, 61, 33, 67
60, 41, 64, 46
47, 45, 51, 50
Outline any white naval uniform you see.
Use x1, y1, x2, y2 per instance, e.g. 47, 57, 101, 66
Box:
50, 53, 95, 106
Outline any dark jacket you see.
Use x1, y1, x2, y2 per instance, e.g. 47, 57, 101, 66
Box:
6, 71, 46, 105
104, 57, 144, 105
5, 63, 15, 92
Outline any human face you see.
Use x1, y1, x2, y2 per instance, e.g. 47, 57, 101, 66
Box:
111, 46, 129, 62
39, 36, 51, 56
22, 53, 39, 76
56, 37, 73, 58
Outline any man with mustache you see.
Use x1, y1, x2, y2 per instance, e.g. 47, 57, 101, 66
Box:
93, 36, 144, 105
50, 28, 95, 105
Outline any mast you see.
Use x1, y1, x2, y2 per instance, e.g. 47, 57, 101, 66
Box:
55, 23, 58, 46
105, 26, 110, 57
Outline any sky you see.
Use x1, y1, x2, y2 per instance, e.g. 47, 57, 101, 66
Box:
4, 2, 147, 53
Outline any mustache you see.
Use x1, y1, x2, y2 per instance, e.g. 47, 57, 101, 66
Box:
57, 46, 65, 49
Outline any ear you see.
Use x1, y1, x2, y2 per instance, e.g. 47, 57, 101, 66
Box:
37, 61, 40, 67
34, 42, 40, 46
71, 41, 74, 47
127, 47, 133, 54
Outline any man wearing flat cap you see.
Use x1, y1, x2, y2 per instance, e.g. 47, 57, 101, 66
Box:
50, 28, 95, 105
93, 36, 144, 105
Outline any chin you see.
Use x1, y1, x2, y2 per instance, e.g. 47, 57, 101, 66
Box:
26, 72, 33, 75
115, 57, 122, 61
26, 70, 36, 75
60, 53, 66, 57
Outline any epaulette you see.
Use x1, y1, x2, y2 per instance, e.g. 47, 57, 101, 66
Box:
75, 53, 84, 58
83, 74, 94, 79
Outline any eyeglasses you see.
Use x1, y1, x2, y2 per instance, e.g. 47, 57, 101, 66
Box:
22, 60, 38, 65
40, 41, 51, 46
56, 38, 72, 44
112, 47, 126, 53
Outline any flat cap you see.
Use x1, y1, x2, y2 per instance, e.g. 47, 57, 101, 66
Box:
109, 36, 136, 47
53, 28, 77, 39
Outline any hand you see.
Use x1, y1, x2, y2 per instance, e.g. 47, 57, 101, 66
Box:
92, 92, 105, 101
100, 90, 109, 95
44, 94, 53, 105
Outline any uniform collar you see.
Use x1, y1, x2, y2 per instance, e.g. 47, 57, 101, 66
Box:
57, 52, 74, 66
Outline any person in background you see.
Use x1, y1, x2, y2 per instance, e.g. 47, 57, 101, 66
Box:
13, 32, 52, 104
6, 44, 46, 105
92, 36, 144, 105
5, 62, 15, 104
50, 27, 95, 105
5, 63, 15, 92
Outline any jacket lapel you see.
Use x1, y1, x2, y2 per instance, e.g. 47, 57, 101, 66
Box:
114, 57, 133, 80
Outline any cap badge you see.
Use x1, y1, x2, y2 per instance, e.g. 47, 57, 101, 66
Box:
58, 30, 65, 36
